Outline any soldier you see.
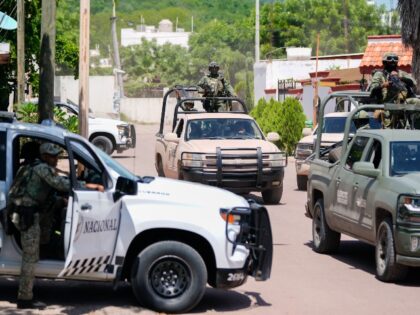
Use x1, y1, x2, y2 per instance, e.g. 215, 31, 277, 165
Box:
197, 61, 236, 112
369, 52, 420, 128
9, 142, 103, 309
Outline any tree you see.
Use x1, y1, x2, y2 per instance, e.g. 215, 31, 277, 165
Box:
398, 0, 420, 93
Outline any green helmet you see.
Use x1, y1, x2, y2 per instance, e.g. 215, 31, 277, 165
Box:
382, 52, 399, 63
40, 143, 62, 156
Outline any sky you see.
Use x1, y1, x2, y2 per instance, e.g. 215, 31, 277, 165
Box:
375, 0, 397, 10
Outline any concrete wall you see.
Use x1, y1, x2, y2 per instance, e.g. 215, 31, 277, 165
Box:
254, 58, 362, 103
120, 97, 177, 127
55, 76, 115, 115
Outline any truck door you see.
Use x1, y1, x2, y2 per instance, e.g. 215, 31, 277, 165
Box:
59, 138, 120, 279
332, 136, 369, 232
352, 138, 381, 239
165, 119, 184, 178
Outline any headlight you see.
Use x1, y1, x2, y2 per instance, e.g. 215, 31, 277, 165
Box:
295, 143, 313, 159
182, 153, 205, 168
117, 124, 128, 136
266, 152, 287, 167
398, 195, 420, 224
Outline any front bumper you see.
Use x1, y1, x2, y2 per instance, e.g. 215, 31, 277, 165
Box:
295, 158, 310, 176
395, 224, 420, 266
212, 201, 273, 288
182, 168, 284, 194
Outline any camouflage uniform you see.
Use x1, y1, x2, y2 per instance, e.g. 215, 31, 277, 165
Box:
9, 144, 70, 302
369, 63, 420, 128
198, 62, 235, 112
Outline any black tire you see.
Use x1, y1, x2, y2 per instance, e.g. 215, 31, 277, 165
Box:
177, 161, 184, 180
131, 241, 207, 313
312, 199, 340, 253
375, 218, 408, 282
156, 155, 165, 177
91, 135, 114, 155
262, 184, 283, 204
297, 175, 308, 191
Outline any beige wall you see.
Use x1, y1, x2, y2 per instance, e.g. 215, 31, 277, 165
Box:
120, 97, 177, 124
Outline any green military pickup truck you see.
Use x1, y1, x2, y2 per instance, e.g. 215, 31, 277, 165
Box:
307, 101, 420, 282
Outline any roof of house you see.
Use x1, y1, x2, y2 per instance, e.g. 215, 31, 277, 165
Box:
359, 35, 413, 74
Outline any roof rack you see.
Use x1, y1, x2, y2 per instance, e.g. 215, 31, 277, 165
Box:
159, 85, 249, 135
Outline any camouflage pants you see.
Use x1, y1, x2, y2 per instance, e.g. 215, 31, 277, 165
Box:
17, 213, 40, 300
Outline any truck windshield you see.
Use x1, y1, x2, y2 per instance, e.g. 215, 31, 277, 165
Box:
321, 116, 381, 134
390, 141, 420, 176
186, 118, 263, 140
95, 147, 139, 181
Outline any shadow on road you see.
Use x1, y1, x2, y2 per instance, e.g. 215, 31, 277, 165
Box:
192, 288, 271, 313
304, 240, 420, 286
1, 278, 271, 314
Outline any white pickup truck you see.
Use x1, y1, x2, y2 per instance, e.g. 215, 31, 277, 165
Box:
54, 101, 136, 155
0, 112, 272, 313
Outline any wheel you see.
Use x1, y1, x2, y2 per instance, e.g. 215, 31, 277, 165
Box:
297, 175, 307, 191
156, 155, 165, 177
131, 241, 207, 313
262, 184, 283, 204
91, 135, 114, 155
375, 218, 408, 282
312, 199, 340, 253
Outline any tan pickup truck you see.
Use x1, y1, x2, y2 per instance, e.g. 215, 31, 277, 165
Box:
155, 86, 287, 204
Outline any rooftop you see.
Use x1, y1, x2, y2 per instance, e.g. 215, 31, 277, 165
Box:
359, 35, 413, 74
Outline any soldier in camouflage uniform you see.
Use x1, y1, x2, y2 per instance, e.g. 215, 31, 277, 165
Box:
9, 143, 103, 309
197, 61, 236, 112
369, 53, 420, 128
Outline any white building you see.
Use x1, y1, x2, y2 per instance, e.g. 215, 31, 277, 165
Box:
121, 19, 191, 48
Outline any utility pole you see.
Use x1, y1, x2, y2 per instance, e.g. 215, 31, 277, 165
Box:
38, 0, 56, 122
79, 0, 90, 138
255, 0, 260, 62
111, 0, 124, 99
17, 0, 25, 105
342, 0, 349, 54
313, 33, 320, 128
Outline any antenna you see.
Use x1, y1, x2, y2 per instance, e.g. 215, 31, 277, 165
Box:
176, 16, 178, 31
191, 16, 194, 32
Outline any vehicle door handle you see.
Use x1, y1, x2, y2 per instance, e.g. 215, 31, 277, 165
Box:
353, 184, 359, 191
81, 203, 92, 211
336, 179, 341, 186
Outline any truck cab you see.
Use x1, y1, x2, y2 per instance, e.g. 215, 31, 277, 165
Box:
0, 113, 272, 313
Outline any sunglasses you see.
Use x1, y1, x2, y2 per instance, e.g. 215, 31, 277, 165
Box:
386, 56, 399, 61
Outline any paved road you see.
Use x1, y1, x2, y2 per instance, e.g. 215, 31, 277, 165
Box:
1, 124, 420, 314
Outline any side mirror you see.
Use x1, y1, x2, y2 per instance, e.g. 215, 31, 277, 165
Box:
164, 132, 179, 143
266, 132, 280, 142
302, 128, 312, 137
114, 176, 138, 201
353, 161, 381, 178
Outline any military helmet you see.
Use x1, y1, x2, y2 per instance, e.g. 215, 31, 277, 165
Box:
382, 52, 399, 63
208, 61, 219, 70
40, 142, 62, 156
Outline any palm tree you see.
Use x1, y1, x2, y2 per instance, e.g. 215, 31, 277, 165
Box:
398, 0, 420, 93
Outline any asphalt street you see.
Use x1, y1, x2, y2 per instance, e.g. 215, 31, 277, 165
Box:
1, 123, 420, 314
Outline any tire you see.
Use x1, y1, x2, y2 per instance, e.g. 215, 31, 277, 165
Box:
177, 161, 184, 180
131, 241, 207, 313
262, 184, 283, 204
375, 218, 408, 282
156, 155, 165, 177
312, 199, 340, 253
297, 175, 308, 191
91, 135, 114, 155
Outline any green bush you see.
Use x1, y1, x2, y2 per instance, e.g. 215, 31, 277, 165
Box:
251, 97, 306, 155
16, 103, 79, 134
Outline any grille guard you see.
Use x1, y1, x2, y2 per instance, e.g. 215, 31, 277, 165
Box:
224, 200, 273, 281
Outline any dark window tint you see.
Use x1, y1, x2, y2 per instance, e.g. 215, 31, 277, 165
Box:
345, 136, 369, 169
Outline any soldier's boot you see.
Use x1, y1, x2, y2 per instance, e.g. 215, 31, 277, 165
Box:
17, 299, 46, 310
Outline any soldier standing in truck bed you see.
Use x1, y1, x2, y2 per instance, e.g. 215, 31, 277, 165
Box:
197, 61, 236, 112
